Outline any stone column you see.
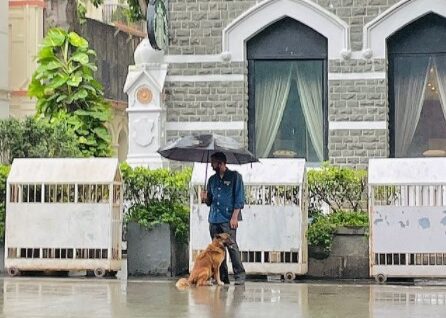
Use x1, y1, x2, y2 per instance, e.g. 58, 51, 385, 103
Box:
123, 38, 168, 168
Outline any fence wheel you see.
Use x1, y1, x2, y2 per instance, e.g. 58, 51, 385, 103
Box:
284, 272, 295, 282
7, 267, 20, 277
94, 267, 106, 278
375, 274, 387, 284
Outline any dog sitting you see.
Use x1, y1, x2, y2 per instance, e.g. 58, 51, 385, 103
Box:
176, 233, 234, 289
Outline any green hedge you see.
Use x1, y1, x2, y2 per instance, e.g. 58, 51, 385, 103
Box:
307, 210, 369, 254
307, 163, 369, 255
0, 165, 10, 241
308, 162, 367, 214
120, 163, 192, 243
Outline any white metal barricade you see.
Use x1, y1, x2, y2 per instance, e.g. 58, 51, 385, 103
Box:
5, 158, 123, 277
190, 159, 308, 280
369, 158, 446, 283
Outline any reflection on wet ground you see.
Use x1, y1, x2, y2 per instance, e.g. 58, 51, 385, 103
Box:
1, 278, 446, 317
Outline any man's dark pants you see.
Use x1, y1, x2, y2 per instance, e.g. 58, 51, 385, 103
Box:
209, 222, 246, 283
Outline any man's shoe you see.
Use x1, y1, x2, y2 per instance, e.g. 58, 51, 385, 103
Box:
234, 280, 245, 285
222, 278, 230, 285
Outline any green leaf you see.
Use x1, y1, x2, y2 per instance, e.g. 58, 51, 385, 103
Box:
84, 64, 98, 72
35, 64, 48, 75
83, 136, 98, 146
71, 89, 88, 101
68, 32, 88, 49
83, 84, 98, 93
49, 75, 68, 89
43, 87, 55, 96
46, 61, 63, 70
67, 74, 82, 87
28, 78, 44, 98
93, 127, 110, 141
73, 109, 108, 121
87, 49, 97, 57
38, 47, 54, 60
70, 52, 89, 65
43, 28, 66, 47
56, 95, 67, 103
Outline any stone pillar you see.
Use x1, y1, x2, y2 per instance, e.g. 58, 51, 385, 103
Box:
123, 38, 168, 169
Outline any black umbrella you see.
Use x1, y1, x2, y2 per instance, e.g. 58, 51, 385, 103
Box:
157, 133, 258, 185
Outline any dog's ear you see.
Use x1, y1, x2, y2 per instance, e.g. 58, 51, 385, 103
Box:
213, 233, 222, 239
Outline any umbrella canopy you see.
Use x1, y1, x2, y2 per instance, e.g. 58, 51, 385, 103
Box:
157, 134, 258, 164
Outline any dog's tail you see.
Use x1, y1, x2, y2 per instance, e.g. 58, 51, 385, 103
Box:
175, 277, 190, 290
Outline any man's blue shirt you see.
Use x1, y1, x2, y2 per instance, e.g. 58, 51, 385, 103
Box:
206, 169, 244, 224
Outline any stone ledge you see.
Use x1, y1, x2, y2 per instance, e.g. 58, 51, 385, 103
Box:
335, 226, 367, 235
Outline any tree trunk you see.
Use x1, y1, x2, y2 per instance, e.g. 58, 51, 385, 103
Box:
44, 0, 79, 32
138, 0, 148, 17
66, 0, 80, 31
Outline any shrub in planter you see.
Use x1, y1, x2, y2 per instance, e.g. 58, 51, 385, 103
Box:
308, 162, 367, 213
307, 163, 369, 257
120, 163, 192, 243
307, 211, 369, 258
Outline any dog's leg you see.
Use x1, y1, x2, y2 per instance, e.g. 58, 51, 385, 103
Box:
196, 271, 212, 286
214, 264, 224, 286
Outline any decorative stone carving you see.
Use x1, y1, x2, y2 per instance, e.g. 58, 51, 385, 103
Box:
340, 49, 352, 60
136, 87, 153, 104
362, 48, 373, 60
132, 118, 155, 147
220, 51, 232, 62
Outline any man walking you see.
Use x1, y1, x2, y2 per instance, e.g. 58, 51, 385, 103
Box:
200, 152, 246, 285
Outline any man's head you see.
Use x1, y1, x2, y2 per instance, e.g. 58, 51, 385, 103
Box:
210, 152, 227, 174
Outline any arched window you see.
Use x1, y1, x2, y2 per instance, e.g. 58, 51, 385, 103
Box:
388, 13, 446, 158
247, 17, 328, 162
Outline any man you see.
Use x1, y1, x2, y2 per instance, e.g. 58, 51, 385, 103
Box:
200, 152, 246, 285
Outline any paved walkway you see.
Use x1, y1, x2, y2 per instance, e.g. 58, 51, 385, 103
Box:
1, 277, 446, 317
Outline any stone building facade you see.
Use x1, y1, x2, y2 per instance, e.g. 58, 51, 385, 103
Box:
136, 0, 446, 168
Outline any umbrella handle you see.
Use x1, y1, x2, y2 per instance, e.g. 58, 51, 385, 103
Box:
204, 160, 208, 189
204, 151, 210, 191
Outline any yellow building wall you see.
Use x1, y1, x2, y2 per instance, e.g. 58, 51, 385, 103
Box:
9, 0, 44, 118
0, 0, 10, 118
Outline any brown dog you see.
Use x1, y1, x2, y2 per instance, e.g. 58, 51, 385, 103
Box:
176, 233, 233, 289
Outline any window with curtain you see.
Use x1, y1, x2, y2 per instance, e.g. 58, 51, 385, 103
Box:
388, 14, 446, 158
253, 61, 324, 161
391, 55, 446, 157
247, 17, 327, 162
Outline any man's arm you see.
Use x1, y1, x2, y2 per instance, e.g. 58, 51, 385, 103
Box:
205, 180, 213, 206
200, 178, 213, 206
230, 172, 244, 229
230, 208, 241, 228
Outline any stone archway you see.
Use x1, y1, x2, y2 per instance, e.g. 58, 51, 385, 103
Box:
117, 129, 129, 163
363, 0, 446, 59
222, 0, 350, 61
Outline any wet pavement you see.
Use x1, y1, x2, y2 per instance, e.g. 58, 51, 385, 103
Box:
1, 277, 446, 317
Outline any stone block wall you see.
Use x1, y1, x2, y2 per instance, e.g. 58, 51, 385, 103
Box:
313, 0, 401, 51
162, 0, 401, 167
167, 0, 257, 54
